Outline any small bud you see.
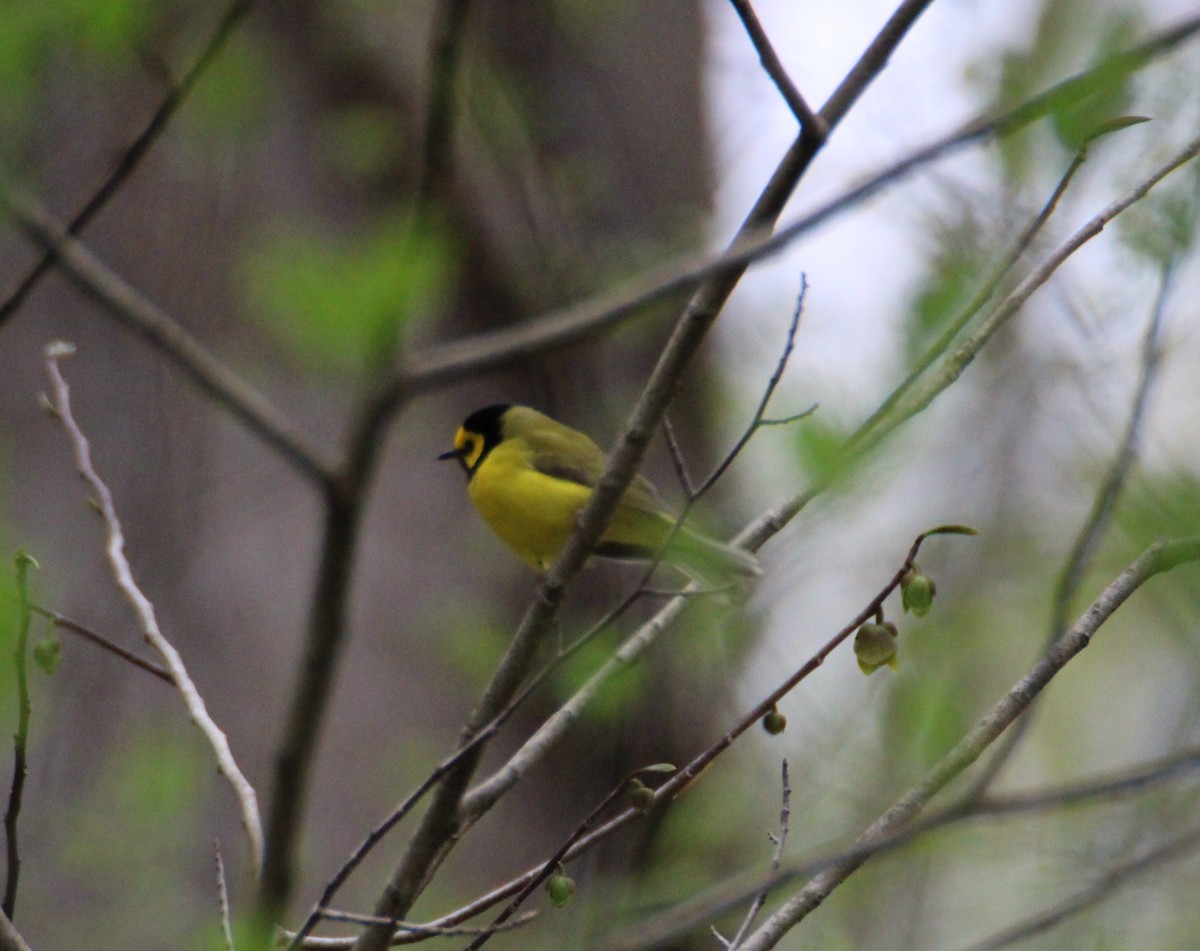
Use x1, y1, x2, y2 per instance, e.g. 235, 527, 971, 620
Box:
901, 569, 936, 617
761, 707, 787, 735
546, 873, 576, 908
854, 621, 899, 675
14, 549, 39, 570
625, 780, 656, 814
34, 637, 61, 675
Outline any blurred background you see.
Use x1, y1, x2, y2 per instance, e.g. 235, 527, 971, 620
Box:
1, 1, 1199, 949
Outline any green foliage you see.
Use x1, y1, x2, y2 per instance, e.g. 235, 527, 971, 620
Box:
61, 725, 210, 945
1118, 170, 1200, 265
549, 630, 648, 726
991, 0, 1144, 179
243, 212, 456, 374
182, 29, 274, 141
0, 0, 161, 142
1115, 471, 1200, 555
904, 218, 992, 364
793, 414, 849, 485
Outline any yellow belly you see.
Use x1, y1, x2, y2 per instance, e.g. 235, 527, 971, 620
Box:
467, 441, 670, 570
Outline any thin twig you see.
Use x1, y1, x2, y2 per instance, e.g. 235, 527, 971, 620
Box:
725, 760, 791, 949
215, 841, 236, 951
728, 0, 827, 142
661, 416, 696, 499
29, 606, 173, 683
851, 135, 1095, 452
463, 528, 962, 871
464, 765, 676, 951
734, 538, 1200, 951
969, 259, 1175, 795
957, 825, 1200, 951
43, 343, 264, 876
745, 127, 1200, 553
0, 0, 256, 330
695, 276, 809, 498
2, 554, 35, 919
595, 744, 1200, 951
315, 909, 536, 936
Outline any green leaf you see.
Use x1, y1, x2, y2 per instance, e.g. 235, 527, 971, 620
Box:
243, 212, 456, 374
794, 416, 849, 485
922, 524, 979, 538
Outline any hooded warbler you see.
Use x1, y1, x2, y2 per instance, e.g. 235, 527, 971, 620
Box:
439, 404, 761, 584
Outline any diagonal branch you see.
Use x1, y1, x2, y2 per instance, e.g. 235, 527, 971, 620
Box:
728, 0, 827, 142
396, 11, 1200, 393
1, 187, 335, 486
0, 0, 256, 331
957, 825, 1200, 951
735, 538, 1200, 950
43, 343, 264, 877
968, 257, 1175, 796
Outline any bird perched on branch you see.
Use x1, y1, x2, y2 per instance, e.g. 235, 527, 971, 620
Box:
439, 404, 761, 586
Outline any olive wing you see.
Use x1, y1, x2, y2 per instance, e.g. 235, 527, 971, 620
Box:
521, 423, 665, 514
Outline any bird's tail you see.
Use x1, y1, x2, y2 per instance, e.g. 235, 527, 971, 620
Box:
666, 526, 761, 591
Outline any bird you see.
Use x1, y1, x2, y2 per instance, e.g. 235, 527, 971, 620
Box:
438, 404, 761, 586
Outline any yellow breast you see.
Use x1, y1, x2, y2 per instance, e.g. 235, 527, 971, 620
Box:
468, 440, 594, 570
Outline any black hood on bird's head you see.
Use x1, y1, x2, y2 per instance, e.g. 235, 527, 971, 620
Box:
462, 404, 511, 450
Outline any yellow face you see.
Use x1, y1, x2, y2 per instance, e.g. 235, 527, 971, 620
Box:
451, 425, 486, 473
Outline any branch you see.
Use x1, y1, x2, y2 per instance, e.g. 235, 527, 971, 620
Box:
728, 0, 827, 142
0, 911, 33, 951
0, 187, 335, 486
734, 538, 1200, 951
30, 606, 173, 683
393, 9, 1200, 393
595, 744, 1200, 951
968, 256, 1175, 795
3, 553, 35, 919
43, 343, 264, 877
958, 825, 1200, 951
0, 0, 256, 330
724, 760, 791, 950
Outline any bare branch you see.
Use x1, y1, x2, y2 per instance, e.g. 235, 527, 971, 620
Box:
29, 606, 173, 683
43, 344, 264, 876
417, 0, 472, 209
394, 12, 1200, 393
734, 538, 1200, 950
969, 257, 1175, 795
0, 0, 256, 330
0, 911, 33, 951
595, 744, 1200, 951
214, 842, 236, 951
957, 826, 1200, 951
728, 0, 827, 142
3, 553, 35, 919
0, 188, 335, 486
725, 760, 791, 950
